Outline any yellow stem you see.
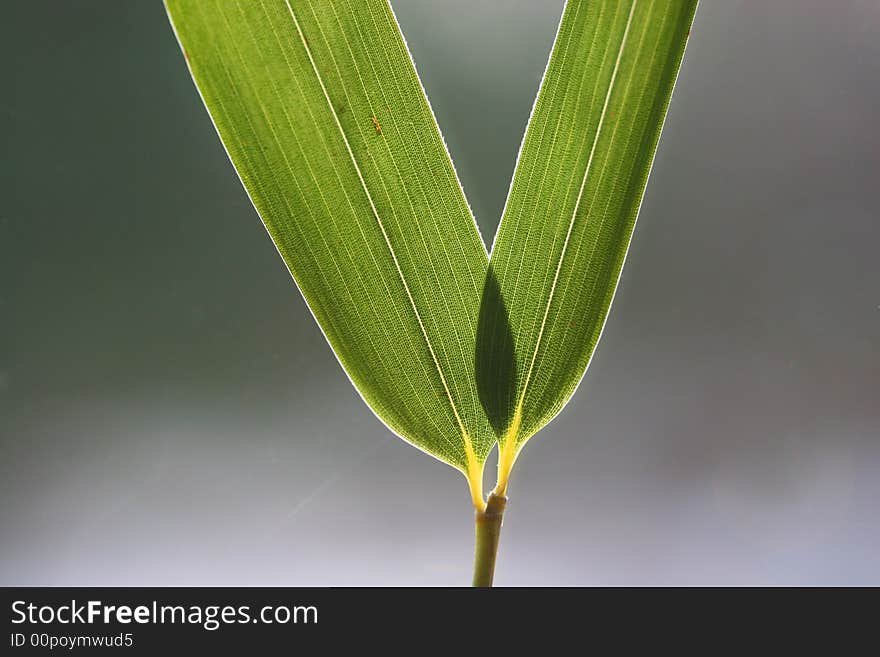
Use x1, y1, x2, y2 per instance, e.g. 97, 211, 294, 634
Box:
493, 406, 523, 496
494, 439, 519, 497
464, 440, 486, 513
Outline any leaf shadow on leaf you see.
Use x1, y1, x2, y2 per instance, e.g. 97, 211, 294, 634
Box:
475, 265, 518, 437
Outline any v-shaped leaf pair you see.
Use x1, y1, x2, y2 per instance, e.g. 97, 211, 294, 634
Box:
166, 0, 697, 510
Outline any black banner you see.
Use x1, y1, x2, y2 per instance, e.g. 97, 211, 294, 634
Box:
1, 587, 866, 652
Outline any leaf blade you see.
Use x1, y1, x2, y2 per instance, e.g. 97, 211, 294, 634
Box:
165, 0, 493, 480
483, 0, 698, 452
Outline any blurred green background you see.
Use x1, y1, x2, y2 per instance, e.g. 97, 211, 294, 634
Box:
2, 1, 878, 584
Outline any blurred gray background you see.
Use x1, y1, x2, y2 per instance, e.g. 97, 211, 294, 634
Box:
2, 0, 878, 585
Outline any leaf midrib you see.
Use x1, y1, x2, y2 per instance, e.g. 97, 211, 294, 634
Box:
284, 0, 478, 460
511, 0, 640, 432
329, 0, 483, 440
240, 1, 451, 444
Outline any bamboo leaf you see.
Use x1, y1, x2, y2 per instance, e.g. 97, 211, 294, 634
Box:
165, 0, 493, 501
481, 0, 698, 485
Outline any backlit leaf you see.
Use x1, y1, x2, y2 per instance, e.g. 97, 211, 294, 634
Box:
165, 0, 493, 504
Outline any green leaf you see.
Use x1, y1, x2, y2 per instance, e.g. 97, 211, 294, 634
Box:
164, 0, 493, 502
480, 0, 698, 487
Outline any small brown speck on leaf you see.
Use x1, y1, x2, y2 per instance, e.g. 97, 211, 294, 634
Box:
371, 116, 382, 134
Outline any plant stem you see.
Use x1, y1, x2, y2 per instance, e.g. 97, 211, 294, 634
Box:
471, 492, 507, 587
